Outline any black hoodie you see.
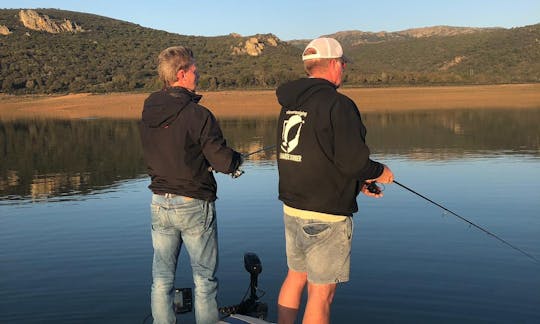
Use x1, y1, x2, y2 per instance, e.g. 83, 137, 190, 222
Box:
276, 78, 383, 216
139, 87, 242, 201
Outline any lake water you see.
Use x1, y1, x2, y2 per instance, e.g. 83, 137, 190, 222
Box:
1, 108, 540, 323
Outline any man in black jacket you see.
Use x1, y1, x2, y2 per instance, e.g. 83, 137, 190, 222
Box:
276, 38, 394, 324
140, 46, 243, 324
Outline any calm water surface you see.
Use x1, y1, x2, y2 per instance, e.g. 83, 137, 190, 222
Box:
1, 109, 539, 323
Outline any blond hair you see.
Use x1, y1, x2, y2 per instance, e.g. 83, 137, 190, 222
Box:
157, 46, 195, 87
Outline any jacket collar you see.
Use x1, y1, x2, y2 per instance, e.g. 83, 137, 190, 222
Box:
165, 86, 203, 103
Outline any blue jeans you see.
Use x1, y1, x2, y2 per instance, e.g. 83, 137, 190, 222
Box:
150, 193, 219, 324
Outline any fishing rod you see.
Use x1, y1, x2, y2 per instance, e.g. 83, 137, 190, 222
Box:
235, 146, 539, 263
229, 145, 276, 178
209, 145, 276, 177
242, 145, 276, 159
387, 180, 539, 264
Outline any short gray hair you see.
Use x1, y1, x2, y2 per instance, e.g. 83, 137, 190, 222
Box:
157, 46, 195, 87
303, 47, 331, 75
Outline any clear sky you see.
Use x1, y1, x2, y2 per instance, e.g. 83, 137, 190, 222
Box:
3, 0, 539, 40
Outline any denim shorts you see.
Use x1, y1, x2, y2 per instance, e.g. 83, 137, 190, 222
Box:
284, 212, 353, 284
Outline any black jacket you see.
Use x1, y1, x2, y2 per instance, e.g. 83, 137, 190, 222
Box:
139, 87, 241, 201
276, 78, 383, 216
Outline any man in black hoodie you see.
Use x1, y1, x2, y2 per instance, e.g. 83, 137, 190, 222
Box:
276, 38, 394, 324
139, 46, 243, 324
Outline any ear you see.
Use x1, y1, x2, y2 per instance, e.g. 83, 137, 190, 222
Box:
176, 69, 185, 82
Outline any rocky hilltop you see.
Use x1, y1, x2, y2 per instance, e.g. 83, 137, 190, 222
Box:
0, 24, 11, 35
18, 9, 84, 33
231, 34, 280, 56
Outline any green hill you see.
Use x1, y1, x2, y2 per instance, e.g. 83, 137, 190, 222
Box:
0, 8, 303, 94
332, 26, 540, 85
0, 8, 538, 95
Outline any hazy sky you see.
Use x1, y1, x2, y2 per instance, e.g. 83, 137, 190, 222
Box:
4, 0, 540, 40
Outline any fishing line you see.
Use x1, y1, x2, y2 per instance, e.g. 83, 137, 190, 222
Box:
392, 180, 539, 264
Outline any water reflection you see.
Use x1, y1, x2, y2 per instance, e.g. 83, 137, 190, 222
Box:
0, 119, 144, 200
365, 109, 540, 159
1, 110, 540, 323
1, 108, 538, 200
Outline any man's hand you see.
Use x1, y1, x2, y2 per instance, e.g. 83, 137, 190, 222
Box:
230, 155, 244, 178
230, 168, 244, 178
374, 164, 394, 184
362, 165, 394, 198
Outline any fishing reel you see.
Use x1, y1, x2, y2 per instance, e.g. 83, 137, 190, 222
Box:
230, 168, 244, 178
230, 155, 245, 178
365, 181, 383, 195
206, 166, 244, 178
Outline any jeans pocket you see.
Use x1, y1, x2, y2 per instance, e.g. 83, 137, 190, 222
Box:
150, 204, 167, 231
302, 222, 331, 237
346, 217, 353, 240
178, 200, 215, 235
201, 201, 216, 232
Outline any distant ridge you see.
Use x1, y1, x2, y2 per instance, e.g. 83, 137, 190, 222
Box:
323, 26, 502, 46
397, 25, 501, 38
291, 26, 501, 48
0, 8, 538, 94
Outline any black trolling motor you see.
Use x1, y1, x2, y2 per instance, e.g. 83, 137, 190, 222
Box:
219, 252, 269, 320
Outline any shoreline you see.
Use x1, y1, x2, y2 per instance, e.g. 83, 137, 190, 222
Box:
1, 83, 539, 120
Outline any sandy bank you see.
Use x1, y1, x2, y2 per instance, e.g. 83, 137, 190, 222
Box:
1, 84, 539, 120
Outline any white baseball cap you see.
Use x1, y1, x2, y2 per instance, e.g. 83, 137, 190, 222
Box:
302, 37, 350, 62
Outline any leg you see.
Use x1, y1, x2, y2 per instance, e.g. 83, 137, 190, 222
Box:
286, 215, 352, 324
303, 282, 336, 324
300, 218, 351, 324
279, 212, 308, 324
181, 200, 219, 324
277, 269, 307, 324
150, 203, 182, 324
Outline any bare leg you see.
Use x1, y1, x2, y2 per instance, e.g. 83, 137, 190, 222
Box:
277, 269, 307, 324
302, 282, 336, 324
